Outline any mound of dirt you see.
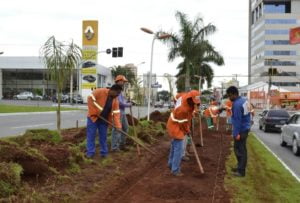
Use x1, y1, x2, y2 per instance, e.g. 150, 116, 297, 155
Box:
39, 144, 71, 169
0, 140, 51, 176
126, 114, 139, 126
62, 128, 86, 144
149, 111, 170, 123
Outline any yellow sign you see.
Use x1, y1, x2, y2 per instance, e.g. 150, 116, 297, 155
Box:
82, 49, 97, 61
82, 68, 97, 75
82, 21, 98, 46
82, 83, 96, 89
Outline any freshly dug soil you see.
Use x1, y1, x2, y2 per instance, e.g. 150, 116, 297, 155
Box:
126, 114, 139, 126
150, 110, 170, 122
61, 127, 86, 144
87, 117, 232, 202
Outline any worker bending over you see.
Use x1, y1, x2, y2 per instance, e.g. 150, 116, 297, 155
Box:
167, 90, 201, 176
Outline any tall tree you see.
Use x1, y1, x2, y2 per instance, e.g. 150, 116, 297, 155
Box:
111, 65, 135, 85
159, 11, 224, 92
40, 36, 81, 133
164, 73, 175, 100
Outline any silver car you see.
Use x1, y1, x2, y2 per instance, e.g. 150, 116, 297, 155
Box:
281, 113, 300, 156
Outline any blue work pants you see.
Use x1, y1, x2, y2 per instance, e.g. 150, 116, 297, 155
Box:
86, 117, 108, 157
168, 139, 184, 175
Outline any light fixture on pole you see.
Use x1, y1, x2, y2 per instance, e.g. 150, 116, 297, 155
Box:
141, 27, 171, 121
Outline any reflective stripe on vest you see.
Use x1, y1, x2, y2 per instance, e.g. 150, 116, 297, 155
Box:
209, 106, 218, 118
89, 94, 103, 111
112, 110, 120, 114
170, 112, 188, 123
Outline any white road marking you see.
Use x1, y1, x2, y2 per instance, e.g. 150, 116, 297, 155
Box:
11, 123, 54, 129
253, 134, 300, 183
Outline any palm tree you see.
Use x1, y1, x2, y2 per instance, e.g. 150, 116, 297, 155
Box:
111, 65, 135, 85
40, 36, 81, 133
159, 11, 224, 91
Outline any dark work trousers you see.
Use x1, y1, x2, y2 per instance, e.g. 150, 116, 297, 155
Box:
233, 130, 249, 175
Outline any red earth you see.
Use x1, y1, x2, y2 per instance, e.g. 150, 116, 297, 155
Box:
86, 117, 232, 203
3, 115, 233, 202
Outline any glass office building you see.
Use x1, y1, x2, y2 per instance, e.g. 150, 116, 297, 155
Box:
249, 0, 300, 91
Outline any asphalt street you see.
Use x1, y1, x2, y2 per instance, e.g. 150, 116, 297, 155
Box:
0, 100, 167, 138
252, 116, 300, 181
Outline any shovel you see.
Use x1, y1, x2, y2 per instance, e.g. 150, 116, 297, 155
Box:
191, 117, 204, 174
130, 106, 141, 156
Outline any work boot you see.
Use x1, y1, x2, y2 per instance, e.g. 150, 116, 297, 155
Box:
173, 172, 184, 177
182, 156, 190, 161
232, 171, 245, 177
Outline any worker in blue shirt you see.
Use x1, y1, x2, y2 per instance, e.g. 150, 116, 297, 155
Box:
226, 86, 251, 177
111, 75, 132, 152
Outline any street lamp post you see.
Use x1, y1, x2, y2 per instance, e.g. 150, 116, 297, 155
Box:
265, 58, 278, 109
141, 27, 171, 121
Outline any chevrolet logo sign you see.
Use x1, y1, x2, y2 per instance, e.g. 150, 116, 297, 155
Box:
84, 26, 94, 40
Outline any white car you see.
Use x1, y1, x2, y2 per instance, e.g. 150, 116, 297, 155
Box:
14, 91, 34, 100
281, 113, 300, 156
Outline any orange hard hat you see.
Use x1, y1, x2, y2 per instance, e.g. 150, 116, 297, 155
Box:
115, 75, 128, 82
187, 90, 201, 104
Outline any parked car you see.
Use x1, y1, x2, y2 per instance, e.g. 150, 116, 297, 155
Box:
154, 101, 163, 108
280, 113, 300, 156
33, 94, 43, 100
13, 91, 34, 100
52, 94, 69, 103
68, 94, 83, 104
163, 103, 170, 108
259, 109, 290, 132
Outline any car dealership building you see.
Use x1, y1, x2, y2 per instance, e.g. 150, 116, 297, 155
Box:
0, 56, 113, 100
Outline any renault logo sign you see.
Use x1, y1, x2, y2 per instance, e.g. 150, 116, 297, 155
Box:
84, 26, 94, 40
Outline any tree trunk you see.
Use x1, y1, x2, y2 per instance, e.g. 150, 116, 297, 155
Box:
57, 87, 61, 134
185, 64, 191, 91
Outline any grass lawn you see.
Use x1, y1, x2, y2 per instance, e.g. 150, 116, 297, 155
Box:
225, 132, 300, 203
0, 104, 79, 113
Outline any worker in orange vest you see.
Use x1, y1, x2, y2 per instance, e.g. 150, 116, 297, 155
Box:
173, 91, 193, 161
204, 98, 219, 130
167, 90, 201, 176
224, 97, 233, 131
86, 84, 123, 158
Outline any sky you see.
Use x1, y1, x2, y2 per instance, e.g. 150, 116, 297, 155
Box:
0, 0, 249, 89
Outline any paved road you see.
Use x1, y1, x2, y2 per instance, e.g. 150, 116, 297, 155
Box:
0, 100, 167, 138
252, 116, 300, 181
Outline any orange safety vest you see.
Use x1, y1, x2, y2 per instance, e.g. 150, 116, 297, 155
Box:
224, 99, 232, 117
87, 88, 121, 129
167, 94, 194, 140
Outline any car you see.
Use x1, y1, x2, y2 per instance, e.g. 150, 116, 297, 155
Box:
83, 75, 96, 83
258, 109, 290, 132
13, 91, 34, 100
163, 103, 170, 108
154, 101, 163, 108
82, 61, 96, 68
33, 94, 43, 100
52, 94, 69, 103
280, 113, 300, 156
68, 94, 83, 104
